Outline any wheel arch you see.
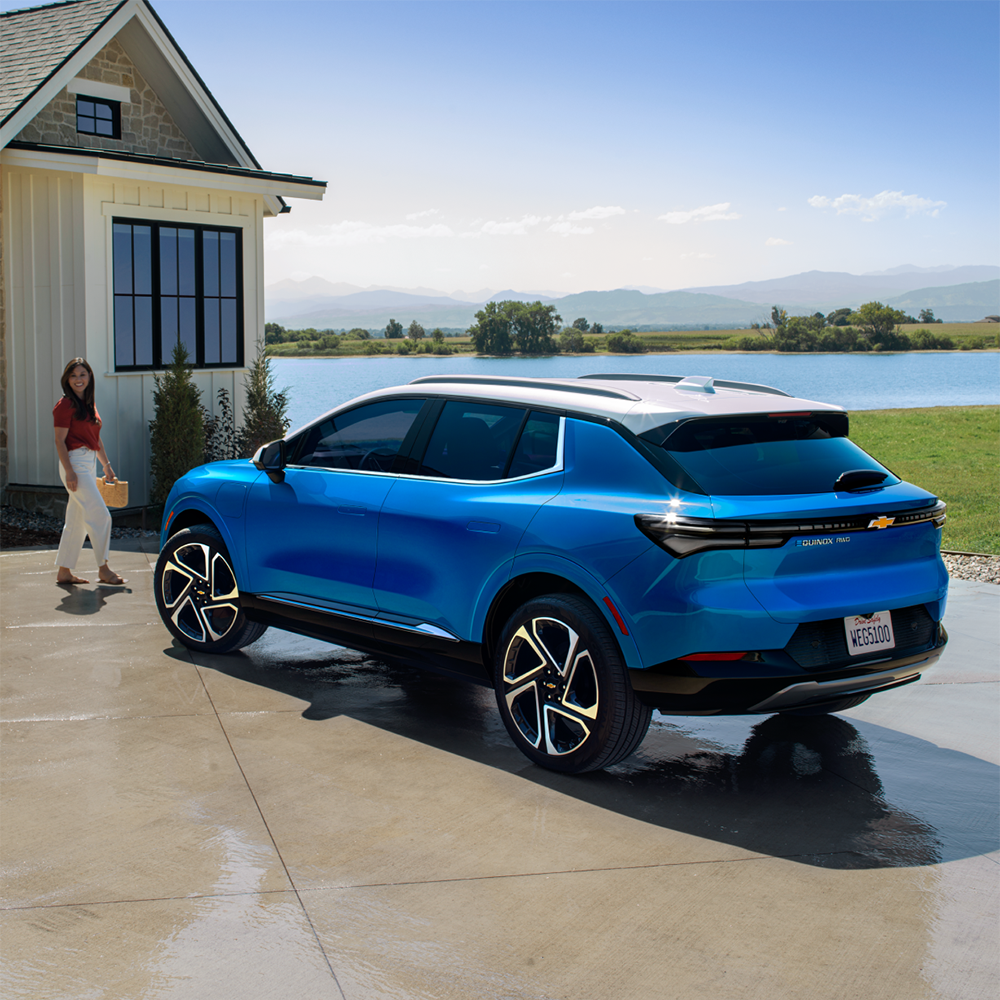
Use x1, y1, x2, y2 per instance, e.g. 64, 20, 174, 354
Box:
161, 503, 246, 588
481, 568, 641, 672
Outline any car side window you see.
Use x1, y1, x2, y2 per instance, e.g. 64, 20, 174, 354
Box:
506, 411, 561, 478
418, 401, 526, 481
290, 398, 424, 472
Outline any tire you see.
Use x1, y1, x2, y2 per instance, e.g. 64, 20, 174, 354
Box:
780, 693, 871, 717
494, 594, 651, 773
155, 525, 267, 653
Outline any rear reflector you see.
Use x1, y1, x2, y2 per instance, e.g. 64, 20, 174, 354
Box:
603, 597, 629, 636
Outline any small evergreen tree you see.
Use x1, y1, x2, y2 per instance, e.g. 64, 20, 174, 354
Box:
149, 342, 205, 503
237, 341, 290, 457
203, 387, 238, 463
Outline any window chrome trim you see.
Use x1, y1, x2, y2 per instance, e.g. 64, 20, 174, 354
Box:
281, 412, 566, 482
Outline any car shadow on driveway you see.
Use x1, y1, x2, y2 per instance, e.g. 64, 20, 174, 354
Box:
176, 640, 999, 872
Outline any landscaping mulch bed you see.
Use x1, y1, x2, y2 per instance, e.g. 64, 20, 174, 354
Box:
0, 505, 156, 552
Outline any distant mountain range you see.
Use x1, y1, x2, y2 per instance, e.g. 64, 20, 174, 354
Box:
266, 265, 1000, 330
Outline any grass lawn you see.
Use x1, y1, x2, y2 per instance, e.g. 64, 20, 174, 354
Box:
849, 406, 999, 554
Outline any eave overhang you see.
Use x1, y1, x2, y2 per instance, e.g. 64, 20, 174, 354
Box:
2, 141, 326, 214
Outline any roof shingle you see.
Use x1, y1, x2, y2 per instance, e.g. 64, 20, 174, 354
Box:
1, 0, 125, 125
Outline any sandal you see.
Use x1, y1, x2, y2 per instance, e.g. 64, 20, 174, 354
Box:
98, 570, 126, 586
56, 574, 88, 585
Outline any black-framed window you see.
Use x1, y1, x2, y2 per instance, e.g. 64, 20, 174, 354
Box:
113, 219, 243, 371
76, 97, 120, 138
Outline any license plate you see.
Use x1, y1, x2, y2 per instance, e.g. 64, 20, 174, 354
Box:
844, 610, 895, 656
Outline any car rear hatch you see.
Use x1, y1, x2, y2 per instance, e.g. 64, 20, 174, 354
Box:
638, 409, 949, 625
712, 488, 948, 624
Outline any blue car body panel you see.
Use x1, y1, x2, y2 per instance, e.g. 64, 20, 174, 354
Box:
374, 471, 564, 637
244, 467, 395, 610
161, 461, 262, 583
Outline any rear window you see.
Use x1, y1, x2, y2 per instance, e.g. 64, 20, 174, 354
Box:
641, 413, 899, 496
419, 401, 526, 480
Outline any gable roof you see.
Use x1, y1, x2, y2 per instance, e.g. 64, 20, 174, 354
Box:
0, 0, 322, 214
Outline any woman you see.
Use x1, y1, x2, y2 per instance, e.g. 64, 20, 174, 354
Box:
53, 358, 125, 586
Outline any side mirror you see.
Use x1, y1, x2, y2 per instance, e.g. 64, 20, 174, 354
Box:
252, 439, 286, 484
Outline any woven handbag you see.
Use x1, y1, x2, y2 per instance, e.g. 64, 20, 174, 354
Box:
97, 477, 129, 508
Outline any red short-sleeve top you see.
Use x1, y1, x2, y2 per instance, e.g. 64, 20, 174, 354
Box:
53, 396, 102, 452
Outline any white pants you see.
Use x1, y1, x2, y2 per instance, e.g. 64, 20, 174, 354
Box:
56, 448, 112, 569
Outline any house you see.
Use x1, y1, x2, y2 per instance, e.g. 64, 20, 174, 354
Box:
1, 0, 326, 513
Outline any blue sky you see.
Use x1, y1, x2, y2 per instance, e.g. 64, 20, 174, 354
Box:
14, 0, 1000, 292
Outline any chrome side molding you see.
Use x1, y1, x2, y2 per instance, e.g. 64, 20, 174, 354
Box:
259, 594, 461, 643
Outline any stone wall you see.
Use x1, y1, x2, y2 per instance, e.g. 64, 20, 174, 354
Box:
14, 38, 198, 160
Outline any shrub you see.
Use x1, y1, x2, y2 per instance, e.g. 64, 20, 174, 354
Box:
908, 329, 956, 350
732, 335, 768, 351
960, 337, 989, 350
871, 329, 911, 352
149, 342, 205, 503
559, 328, 586, 353
605, 331, 647, 353
203, 387, 237, 463
817, 326, 861, 352
237, 341, 289, 457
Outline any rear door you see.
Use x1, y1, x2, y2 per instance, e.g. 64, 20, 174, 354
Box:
373, 402, 564, 639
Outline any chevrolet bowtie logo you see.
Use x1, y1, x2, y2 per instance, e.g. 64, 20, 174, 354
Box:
868, 516, 895, 530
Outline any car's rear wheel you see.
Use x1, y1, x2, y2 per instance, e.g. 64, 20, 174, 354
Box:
155, 526, 267, 653
494, 594, 651, 773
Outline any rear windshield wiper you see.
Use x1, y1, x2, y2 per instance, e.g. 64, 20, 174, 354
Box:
834, 469, 889, 492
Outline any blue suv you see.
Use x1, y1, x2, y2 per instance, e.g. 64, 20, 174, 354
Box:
155, 373, 949, 772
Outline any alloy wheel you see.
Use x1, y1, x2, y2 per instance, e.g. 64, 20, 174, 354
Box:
502, 616, 600, 757
159, 541, 241, 645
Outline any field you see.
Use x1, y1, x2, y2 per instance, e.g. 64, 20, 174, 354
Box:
849, 406, 999, 554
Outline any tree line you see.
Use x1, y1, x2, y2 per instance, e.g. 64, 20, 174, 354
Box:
734, 303, 956, 353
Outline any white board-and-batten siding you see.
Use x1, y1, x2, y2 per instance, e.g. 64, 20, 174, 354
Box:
3, 161, 264, 506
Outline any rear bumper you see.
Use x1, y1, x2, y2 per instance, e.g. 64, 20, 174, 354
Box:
630, 629, 947, 714
747, 644, 944, 712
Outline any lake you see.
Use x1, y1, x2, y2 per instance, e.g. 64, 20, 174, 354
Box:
272, 352, 1000, 433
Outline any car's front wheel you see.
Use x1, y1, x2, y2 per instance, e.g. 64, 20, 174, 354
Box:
494, 594, 651, 773
155, 525, 267, 653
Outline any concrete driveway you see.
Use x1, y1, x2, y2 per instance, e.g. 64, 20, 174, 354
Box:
1, 540, 997, 999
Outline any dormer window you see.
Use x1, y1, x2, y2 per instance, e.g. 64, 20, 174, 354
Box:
76, 96, 120, 138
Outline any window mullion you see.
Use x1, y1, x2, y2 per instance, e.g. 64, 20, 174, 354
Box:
152, 222, 162, 367
195, 228, 204, 367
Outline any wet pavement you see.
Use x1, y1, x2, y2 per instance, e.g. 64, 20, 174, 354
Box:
1, 540, 997, 999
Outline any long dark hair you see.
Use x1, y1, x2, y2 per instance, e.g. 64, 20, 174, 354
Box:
60, 358, 99, 424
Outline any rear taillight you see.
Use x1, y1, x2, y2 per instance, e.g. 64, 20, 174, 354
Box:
634, 513, 785, 559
